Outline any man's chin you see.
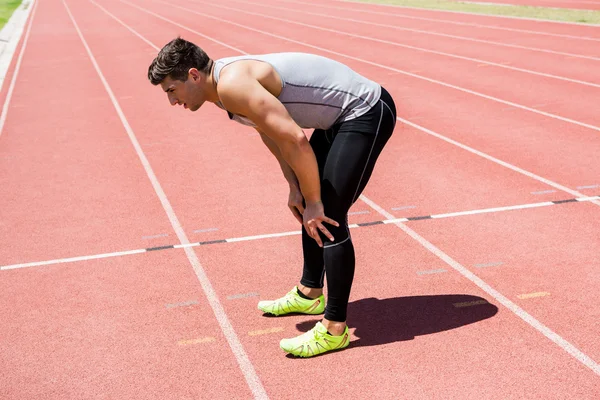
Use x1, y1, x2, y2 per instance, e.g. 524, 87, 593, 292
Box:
189, 104, 201, 112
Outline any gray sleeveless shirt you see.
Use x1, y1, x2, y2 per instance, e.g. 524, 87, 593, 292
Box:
212, 53, 381, 130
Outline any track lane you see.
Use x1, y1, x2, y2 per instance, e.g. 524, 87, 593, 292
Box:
183, 0, 600, 126
0, 251, 254, 399
393, 202, 600, 363
215, 0, 600, 84
285, 0, 600, 42
0, 0, 267, 398
0, 0, 176, 265
197, 226, 600, 398
120, 0, 600, 191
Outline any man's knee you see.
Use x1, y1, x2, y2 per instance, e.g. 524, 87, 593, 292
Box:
319, 214, 349, 247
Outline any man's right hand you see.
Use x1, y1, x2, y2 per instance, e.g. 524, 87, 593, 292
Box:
288, 185, 305, 224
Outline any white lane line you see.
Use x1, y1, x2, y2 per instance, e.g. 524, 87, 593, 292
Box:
95, 0, 246, 54
576, 196, 600, 201
194, 0, 600, 88
398, 118, 600, 208
226, 230, 301, 242
359, 194, 600, 376
145, 0, 600, 133
0, 0, 39, 139
65, 1, 267, 398
3, 196, 598, 272
430, 201, 554, 219
1, 249, 147, 271
228, 0, 600, 62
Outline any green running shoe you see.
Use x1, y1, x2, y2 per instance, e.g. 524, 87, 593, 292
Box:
280, 321, 350, 357
257, 286, 325, 316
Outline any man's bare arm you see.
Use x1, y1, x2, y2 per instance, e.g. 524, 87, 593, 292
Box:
217, 69, 321, 205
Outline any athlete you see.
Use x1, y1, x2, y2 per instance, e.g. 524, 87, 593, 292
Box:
148, 37, 397, 357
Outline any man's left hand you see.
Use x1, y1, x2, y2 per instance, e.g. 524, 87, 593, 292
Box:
303, 201, 339, 247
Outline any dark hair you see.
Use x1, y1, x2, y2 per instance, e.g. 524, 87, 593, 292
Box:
147, 37, 212, 85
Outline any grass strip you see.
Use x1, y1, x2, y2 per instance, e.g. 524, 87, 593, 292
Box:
344, 0, 600, 24
0, 0, 23, 31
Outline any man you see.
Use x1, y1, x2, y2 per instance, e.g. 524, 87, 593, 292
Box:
148, 37, 396, 357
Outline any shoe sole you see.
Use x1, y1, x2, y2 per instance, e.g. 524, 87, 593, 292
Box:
257, 298, 325, 316
257, 305, 325, 316
281, 337, 350, 358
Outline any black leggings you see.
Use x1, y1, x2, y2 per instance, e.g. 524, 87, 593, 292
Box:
299, 86, 397, 322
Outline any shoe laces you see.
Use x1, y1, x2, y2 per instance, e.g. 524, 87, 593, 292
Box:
292, 326, 321, 345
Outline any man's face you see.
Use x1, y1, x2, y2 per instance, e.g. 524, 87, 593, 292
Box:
160, 69, 206, 112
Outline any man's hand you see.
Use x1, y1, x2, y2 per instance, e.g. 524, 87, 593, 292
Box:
303, 200, 339, 247
288, 185, 305, 224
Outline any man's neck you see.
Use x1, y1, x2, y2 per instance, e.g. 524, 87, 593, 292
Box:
204, 60, 220, 104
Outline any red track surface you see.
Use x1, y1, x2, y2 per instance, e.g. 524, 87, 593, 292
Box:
1, 0, 599, 398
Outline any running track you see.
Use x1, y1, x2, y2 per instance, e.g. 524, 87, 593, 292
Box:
0, 0, 599, 398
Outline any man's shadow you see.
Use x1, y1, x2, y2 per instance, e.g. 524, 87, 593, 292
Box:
296, 294, 498, 348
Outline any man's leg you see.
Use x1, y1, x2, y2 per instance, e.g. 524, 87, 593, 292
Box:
279, 88, 397, 356
256, 129, 331, 316
319, 88, 397, 332
298, 129, 332, 298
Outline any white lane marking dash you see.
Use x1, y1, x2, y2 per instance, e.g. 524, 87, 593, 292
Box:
166, 300, 199, 308
228, 292, 259, 300
194, 227, 219, 233
142, 233, 168, 239
417, 268, 447, 275
577, 184, 599, 190
348, 210, 370, 215
392, 205, 417, 211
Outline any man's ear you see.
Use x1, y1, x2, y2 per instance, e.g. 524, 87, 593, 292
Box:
188, 68, 201, 82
